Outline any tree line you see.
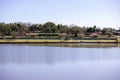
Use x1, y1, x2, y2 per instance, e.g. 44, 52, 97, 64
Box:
0, 22, 118, 37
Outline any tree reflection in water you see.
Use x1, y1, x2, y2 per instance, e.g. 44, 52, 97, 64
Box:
0, 43, 120, 64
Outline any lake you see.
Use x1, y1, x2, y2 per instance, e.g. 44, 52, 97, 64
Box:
0, 43, 120, 80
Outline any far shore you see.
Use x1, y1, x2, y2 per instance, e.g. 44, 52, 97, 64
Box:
0, 38, 120, 43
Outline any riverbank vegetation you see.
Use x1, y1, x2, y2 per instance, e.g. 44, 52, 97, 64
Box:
0, 22, 120, 39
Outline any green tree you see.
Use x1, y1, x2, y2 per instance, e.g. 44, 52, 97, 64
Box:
43, 22, 58, 33
57, 24, 69, 33
70, 26, 81, 37
102, 28, 108, 35
102, 28, 115, 35
86, 27, 95, 33
0, 23, 5, 35
4, 25, 12, 35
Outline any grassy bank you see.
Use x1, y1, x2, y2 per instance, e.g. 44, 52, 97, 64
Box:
0, 38, 119, 43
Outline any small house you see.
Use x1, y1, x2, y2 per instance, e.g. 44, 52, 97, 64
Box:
26, 33, 38, 38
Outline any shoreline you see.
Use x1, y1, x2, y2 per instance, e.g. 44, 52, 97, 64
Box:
0, 39, 120, 43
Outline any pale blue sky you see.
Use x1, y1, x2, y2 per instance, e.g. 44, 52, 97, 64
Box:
0, 0, 120, 28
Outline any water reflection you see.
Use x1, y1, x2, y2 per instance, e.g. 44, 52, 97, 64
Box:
28, 43, 120, 48
0, 44, 120, 64
0, 44, 120, 80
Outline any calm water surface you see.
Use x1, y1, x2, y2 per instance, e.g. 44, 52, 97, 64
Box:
0, 43, 120, 80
